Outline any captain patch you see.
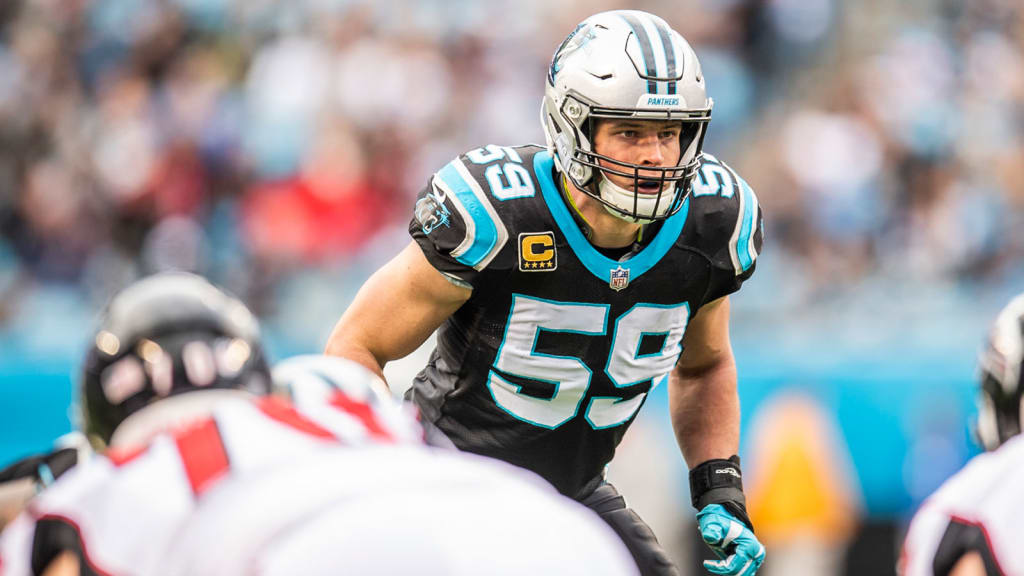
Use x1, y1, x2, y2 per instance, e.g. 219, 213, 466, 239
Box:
518, 232, 557, 272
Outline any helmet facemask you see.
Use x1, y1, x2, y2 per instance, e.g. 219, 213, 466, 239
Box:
81, 272, 271, 447
583, 107, 708, 223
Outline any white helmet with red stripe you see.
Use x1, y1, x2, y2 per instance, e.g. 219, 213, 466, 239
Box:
271, 355, 426, 446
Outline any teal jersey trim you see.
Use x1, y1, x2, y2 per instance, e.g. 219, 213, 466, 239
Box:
533, 151, 689, 285
736, 177, 757, 272
437, 160, 498, 269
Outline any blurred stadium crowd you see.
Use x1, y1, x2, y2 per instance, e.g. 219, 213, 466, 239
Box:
0, 0, 1022, 359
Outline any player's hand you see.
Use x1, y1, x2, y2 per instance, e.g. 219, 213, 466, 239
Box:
697, 504, 765, 575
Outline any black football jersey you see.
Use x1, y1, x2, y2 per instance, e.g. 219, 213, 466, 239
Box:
407, 144, 762, 498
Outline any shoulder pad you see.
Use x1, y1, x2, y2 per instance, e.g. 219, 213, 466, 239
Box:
412, 150, 510, 272
686, 154, 764, 276
411, 144, 547, 278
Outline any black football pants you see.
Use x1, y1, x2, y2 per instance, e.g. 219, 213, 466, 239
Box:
578, 481, 680, 576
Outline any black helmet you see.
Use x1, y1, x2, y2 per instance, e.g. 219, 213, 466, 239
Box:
976, 293, 1024, 451
82, 272, 271, 445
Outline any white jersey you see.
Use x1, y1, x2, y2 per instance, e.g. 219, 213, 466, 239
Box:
901, 434, 1024, 576
0, 514, 33, 576
0, 391, 423, 576
160, 446, 638, 576
0, 394, 637, 576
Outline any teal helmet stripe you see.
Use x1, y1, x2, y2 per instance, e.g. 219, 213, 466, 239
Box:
649, 17, 678, 95
619, 13, 659, 94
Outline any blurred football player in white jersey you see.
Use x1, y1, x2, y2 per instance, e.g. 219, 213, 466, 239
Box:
0, 274, 637, 575
153, 355, 636, 576
0, 270, 270, 535
0, 271, 275, 576
900, 293, 1024, 576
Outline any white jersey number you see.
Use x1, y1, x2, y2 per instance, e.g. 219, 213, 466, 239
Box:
466, 144, 535, 201
488, 295, 689, 429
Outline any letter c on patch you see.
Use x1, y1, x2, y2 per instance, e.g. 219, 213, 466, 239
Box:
522, 235, 554, 262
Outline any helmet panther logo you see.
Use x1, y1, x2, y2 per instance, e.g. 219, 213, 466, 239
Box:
548, 23, 598, 86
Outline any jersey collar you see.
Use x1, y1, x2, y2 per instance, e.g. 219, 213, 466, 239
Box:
534, 151, 689, 286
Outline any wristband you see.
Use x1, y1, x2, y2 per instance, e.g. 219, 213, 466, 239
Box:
689, 454, 754, 530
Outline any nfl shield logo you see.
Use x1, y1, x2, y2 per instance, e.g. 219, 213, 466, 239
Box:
609, 266, 630, 291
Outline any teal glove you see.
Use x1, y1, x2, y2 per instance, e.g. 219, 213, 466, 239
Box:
697, 504, 765, 576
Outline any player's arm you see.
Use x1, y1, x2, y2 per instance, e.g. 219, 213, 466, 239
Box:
670, 160, 762, 460
670, 295, 765, 575
40, 551, 79, 576
949, 552, 986, 576
0, 478, 35, 531
669, 295, 738, 465
325, 241, 471, 382
0, 440, 86, 531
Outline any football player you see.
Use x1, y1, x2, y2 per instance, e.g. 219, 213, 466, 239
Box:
2, 347, 638, 575
325, 10, 765, 576
159, 356, 640, 576
0, 271, 274, 576
899, 294, 1024, 576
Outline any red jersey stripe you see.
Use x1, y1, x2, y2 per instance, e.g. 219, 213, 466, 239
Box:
174, 418, 230, 496
105, 444, 148, 468
327, 392, 394, 442
257, 396, 335, 440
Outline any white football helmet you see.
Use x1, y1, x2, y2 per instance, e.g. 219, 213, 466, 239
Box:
542, 10, 712, 222
272, 355, 426, 445
976, 293, 1024, 451
272, 355, 391, 407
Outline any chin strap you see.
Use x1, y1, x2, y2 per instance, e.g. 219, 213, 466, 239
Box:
597, 176, 640, 222
595, 171, 675, 224
562, 174, 595, 234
